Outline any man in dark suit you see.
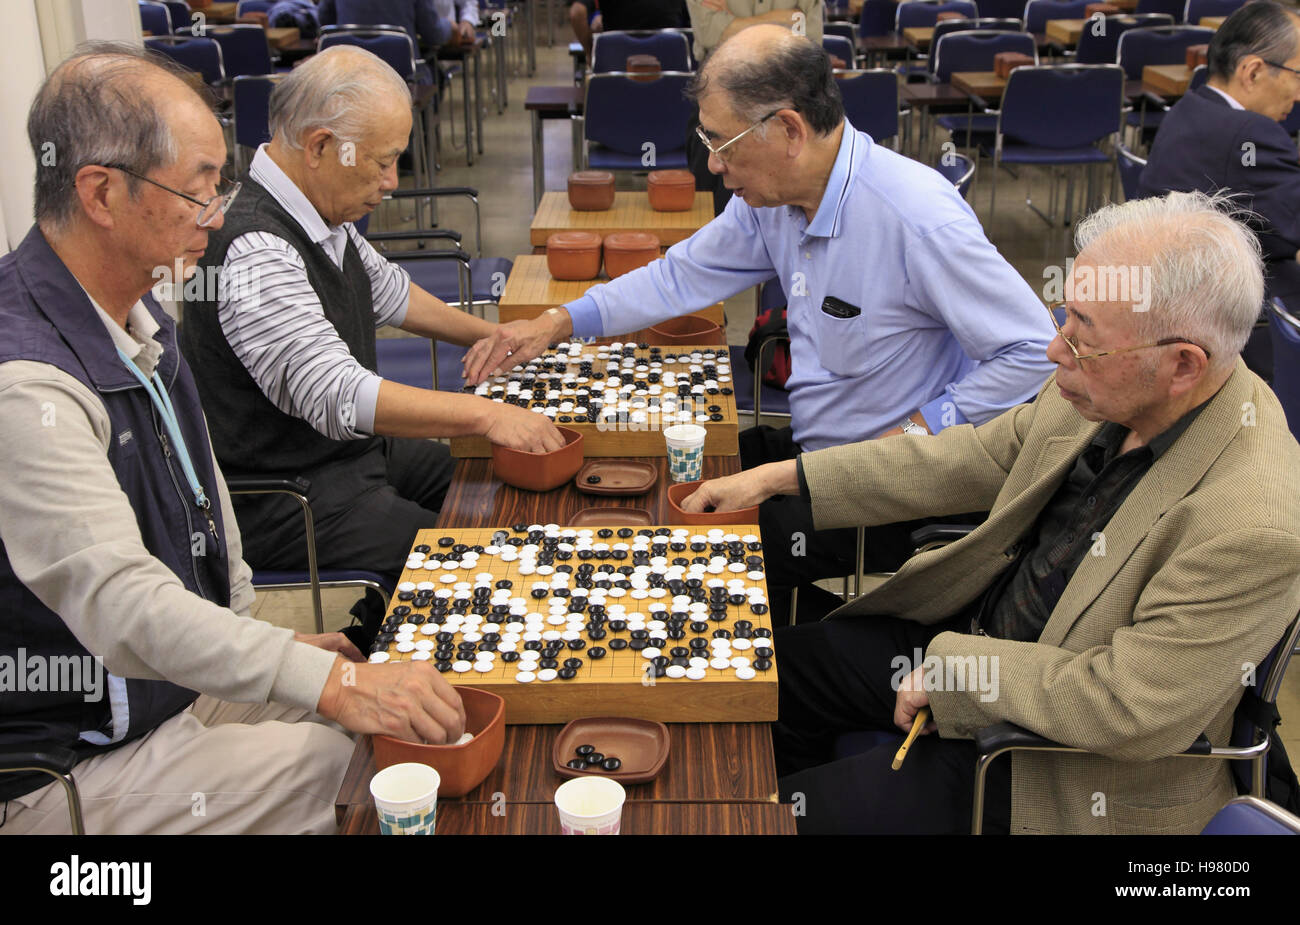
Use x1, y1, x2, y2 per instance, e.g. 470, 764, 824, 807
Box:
1139, 1, 1300, 313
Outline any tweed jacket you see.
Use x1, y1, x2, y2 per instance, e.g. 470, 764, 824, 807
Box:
800, 361, 1300, 833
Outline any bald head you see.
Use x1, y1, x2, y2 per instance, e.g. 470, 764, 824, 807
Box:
28, 42, 210, 231
270, 45, 412, 149
687, 25, 843, 135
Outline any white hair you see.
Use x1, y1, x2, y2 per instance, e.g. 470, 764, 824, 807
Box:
1073, 190, 1263, 372
269, 45, 411, 149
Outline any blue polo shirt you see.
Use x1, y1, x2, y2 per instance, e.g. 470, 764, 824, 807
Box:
565, 124, 1055, 450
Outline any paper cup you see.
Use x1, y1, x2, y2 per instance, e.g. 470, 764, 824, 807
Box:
370, 762, 441, 835
664, 423, 706, 483
554, 776, 626, 835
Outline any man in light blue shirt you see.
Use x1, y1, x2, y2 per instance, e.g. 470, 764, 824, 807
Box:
465, 25, 1054, 624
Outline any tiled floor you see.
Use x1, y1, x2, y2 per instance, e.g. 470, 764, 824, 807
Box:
258, 38, 1300, 759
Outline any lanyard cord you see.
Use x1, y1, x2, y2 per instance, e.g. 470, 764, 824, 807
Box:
115, 347, 210, 512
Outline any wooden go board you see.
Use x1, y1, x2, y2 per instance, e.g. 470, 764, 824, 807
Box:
449, 343, 740, 457
371, 526, 779, 724
498, 255, 725, 329
529, 192, 714, 247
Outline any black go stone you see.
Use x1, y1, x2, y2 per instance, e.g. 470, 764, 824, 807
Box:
588, 647, 607, 659
609, 638, 629, 650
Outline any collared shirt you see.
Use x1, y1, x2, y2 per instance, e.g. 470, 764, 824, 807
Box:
89, 297, 164, 379
217, 146, 411, 440
979, 402, 1209, 641
1206, 84, 1246, 111
564, 125, 1055, 450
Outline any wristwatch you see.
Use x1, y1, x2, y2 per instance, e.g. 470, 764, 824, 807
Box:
899, 417, 928, 436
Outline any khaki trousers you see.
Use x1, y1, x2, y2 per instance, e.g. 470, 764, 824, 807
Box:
0, 696, 354, 835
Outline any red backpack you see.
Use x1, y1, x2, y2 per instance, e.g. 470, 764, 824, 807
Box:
744, 305, 791, 390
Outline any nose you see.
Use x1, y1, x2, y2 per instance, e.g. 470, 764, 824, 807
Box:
380, 161, 400, 192
1045, 329, 1075, 369
707, 149, 726, 175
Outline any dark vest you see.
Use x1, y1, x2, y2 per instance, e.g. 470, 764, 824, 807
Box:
0, 227, 228, 801
179, 175, 380, 477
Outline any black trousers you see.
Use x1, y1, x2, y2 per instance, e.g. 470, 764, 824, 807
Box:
773, 613, 1012, 834
742, 425, 981, 627
234, 437, 455, 630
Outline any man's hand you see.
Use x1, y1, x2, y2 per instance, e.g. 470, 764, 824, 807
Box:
457, 20, 477, 43
483, 404, 567, 452
678, 460, 798, 513
294, 632, 364, 663
462, 313, 569, 386
316, 657, 467, 744
893, 666, 935, 735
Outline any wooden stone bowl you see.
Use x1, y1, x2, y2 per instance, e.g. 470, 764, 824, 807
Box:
372, 687, 506, 798
644, 315, 725, 346
666, 480, 759, 526
492, 426, 585, 491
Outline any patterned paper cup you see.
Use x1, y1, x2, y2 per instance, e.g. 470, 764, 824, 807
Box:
664, 423, 706, 483
370, 762, 441, 835
554, 776, 626, 835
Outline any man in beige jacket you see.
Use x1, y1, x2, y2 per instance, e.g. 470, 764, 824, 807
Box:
687, 190, 1300, 833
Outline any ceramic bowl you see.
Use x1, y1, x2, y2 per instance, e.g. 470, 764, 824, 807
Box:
567, 170, 616, 211
372, 687, 506, 798
647, 169, 696, 212
644, 315, 725, 345
492, 426, 585, 491
547, 231, 603, 280
603, 231, 661, 278
665, 480, 759, 526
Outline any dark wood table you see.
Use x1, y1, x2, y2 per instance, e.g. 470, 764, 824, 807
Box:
335, 454, 797, 835
526, 85, 584, 209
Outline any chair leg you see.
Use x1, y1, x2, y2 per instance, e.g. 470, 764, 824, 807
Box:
789, 585, 798, 627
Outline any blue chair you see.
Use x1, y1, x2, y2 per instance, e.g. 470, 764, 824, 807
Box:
161, 0, 191, 31
838, 69, 907, 145
1136, 0, 1187, 22
1189, 61, 1209, 90
1116, 141, 1147, 199
231, 74, 282, 171
975, 0, 1030, 20
935, 151, 977, 197
927, 17, 1022, 75
1074, 13, 1174, 64
207, 23, 277, 77
1267, 298, 1300, 443
1023, 0, 1092, 33
825, 21, 858, 46
138, 0, 172, 35
145, 36, 226, 86
583, 72, 692, 171
1184, 0, 1247, 24
376, 338, 471, 392
1281, 102, 1300, 141
731, 277, 792, 423
985, 64, 1125, 225
824, 34, 857, 67
860, 0, 901, 37
1118, 25, 1215, 140
933, 32, 1038, 152
972, 612, 1300, 832
1202, 796, 1300, 834
591, 30, 692, 72
235, 0, 275, 15
897, 0, 980, 30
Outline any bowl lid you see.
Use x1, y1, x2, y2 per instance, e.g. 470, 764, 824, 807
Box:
568, 170, 615, 186
547, 230, 603, 250
647, 169, 696, 187
603, 231, 660, 251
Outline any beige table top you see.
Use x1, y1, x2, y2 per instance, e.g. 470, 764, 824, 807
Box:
529, 192, 714, 247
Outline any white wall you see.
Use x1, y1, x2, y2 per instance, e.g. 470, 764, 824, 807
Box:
0, 0, 140, 252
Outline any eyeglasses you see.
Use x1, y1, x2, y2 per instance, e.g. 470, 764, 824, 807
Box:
105, 164, 240, 228
1046, 301, 1212, 363
1263, 59, 1300, 78
695, 110, 781, 162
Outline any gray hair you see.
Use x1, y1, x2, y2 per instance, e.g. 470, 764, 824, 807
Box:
27, 42, 197, 232
269, 45, 412, 149
1208, 0, 1300, 83
687, 32, 843, 137
1073, 190, 1263, 372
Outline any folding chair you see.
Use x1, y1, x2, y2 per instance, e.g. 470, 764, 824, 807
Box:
838, 68, 908, 147
1073, 13, 1174, 64
582, 71, 692, 172
591, 30, 691, 72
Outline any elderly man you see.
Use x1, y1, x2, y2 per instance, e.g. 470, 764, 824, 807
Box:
689, 191, 1300, 834
181, 46, 562, 646
0, 44, 465, 835
464, 27, 1054, 626
1139, 1, 1300, 352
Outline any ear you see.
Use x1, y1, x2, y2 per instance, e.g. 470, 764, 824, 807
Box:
1167, 344, 1210, 398
777, 109, 808, 157
1238, 55, 1267, 88
72, 165, 118, 231
302, 128, 334, 168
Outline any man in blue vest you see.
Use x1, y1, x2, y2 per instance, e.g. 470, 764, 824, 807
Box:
0, 43, 465, 835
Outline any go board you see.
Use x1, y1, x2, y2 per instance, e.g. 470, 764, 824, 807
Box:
448, 341, 740, 457
529, 192, 714, 247
369, 526, 778, 724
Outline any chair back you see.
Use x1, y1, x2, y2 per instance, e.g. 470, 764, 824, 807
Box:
319, 26, 418, 80
837, 69, 902, 142
1188, 61, 1209, 90
934, 151, 976, 197
1074, 12, 1173, 64
934, 30, 1036, 81
1115, 142, 1146, 198
976, 0, 1030, 20
232, 74, 284, 150
999, 64, 1124, 147
1281, 102, 1300, 139
928, 18, 1023, 72
138, 0, 173, 35
584, 72, 693, 156
759, 277, 786, 312
1184, 0, 1246, 24
1023, 0, 1092, 32
208, 23, 275, 77
1268, 299, 1300, 443
823, 34, 857, 66
825, 21, 857, 44
860, 0, 901, 36
1201, 796, 1300, 834
591, 30, 691, 72
163, 0, 191, 31
236, 0, 275, 15
1116, 24, 1214, 78
897, 0, 980, 31
1227, 612, 1300, 795
1135, 0, 1186, 22
146, 36, 226, 85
